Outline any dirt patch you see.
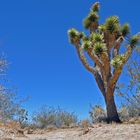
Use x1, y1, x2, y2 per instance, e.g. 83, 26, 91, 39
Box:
1, 124, 140, 140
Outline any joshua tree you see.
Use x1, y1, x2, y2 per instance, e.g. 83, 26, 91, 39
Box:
68, 2, 140, 122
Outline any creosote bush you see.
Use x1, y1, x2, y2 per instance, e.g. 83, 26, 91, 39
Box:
32, 106, 78, 129
89, 105, 106, 123
79, 119, 91, 128
125, 94, 140, 118
0, 86, 27, 124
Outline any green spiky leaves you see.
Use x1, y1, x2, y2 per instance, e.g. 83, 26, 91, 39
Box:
90, 33, 104, 42
83, 2, 100, 30
68, 28, 84, 44
130, 35, 140, 47
84, 2, 100, 30
84, 12, 99, 29
90, 33, 106, 55
111, 55, 125, 68
83, 41, 91, 50
105, 16, 120, 34
94, 42, 107, 56
121, 24, 130, 37
89, 12, 99, 22
83, 17, 91, 29
98, 24, 106, 32
91, 2, 100, 12
82, 32, 106, 53
68, 28, 78, 38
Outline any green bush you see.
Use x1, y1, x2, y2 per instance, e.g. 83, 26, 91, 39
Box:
32, 106, 78, 129
89, 105, 107, 123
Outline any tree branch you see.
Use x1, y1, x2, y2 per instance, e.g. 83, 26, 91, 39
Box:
112, 36, 124, 58
87, 48, 103, 69
104, 32, 116, 52
75, 44, 106, 96
110, 45, 133, 89
75, 45, 95, 74
94, 67, 106, 97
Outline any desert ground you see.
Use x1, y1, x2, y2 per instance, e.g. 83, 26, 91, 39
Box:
1, 124, 140, 140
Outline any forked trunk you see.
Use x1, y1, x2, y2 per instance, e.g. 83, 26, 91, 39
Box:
105, 92, 121, 123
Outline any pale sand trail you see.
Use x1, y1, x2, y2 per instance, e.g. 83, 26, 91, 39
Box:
11, 124, 140, 140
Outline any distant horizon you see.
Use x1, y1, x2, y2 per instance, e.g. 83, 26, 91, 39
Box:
0, 0, 140, 120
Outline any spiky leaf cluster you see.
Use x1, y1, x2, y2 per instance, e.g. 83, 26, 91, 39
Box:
84, 12, 99, 29
98, 24, 106, 32
91, 2, 100, 12
83, 41, 91, 50
121, 24, 130, 37
68, 2, 140, 65
130, 35, 140, 47
68, 28, 84, 44
83, 3, 99, 30
83, 36, 89, 42
90, 32, 106, 55
105, 16, 120, 34
90, 33, 104, 42
94, 42, 106, 56
111, 55, 125, 68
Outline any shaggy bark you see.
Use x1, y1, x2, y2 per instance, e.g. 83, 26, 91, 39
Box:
105, 87, 121, 123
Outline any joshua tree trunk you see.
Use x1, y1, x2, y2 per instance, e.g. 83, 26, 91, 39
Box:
98, 80, 121, 123
105, 93, 121, 123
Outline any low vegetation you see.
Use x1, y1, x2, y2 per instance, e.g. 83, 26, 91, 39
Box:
89, 96, 140, 123
32, 106, 78, 129
0, 87, 27, 124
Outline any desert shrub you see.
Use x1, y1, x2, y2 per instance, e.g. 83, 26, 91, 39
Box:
118, 106, 129, 121
0, 87, 18, 122
118, 94, 140, 121
125, 94, 140, 118
0, 86, 28, 126
58, 110, 78, 127
118, 97, 140, 122
15, 108, 28, 128
89, 105, 107, 123
90, 102, 140, 123
32, 106, 78, 129
79, 119, 91, 128
0, 48, 28, 126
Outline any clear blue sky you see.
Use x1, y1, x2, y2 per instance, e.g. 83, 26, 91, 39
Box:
0, 0, 139, 119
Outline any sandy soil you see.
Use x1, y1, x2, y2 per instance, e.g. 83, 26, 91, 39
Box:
1, 124, 140, 140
